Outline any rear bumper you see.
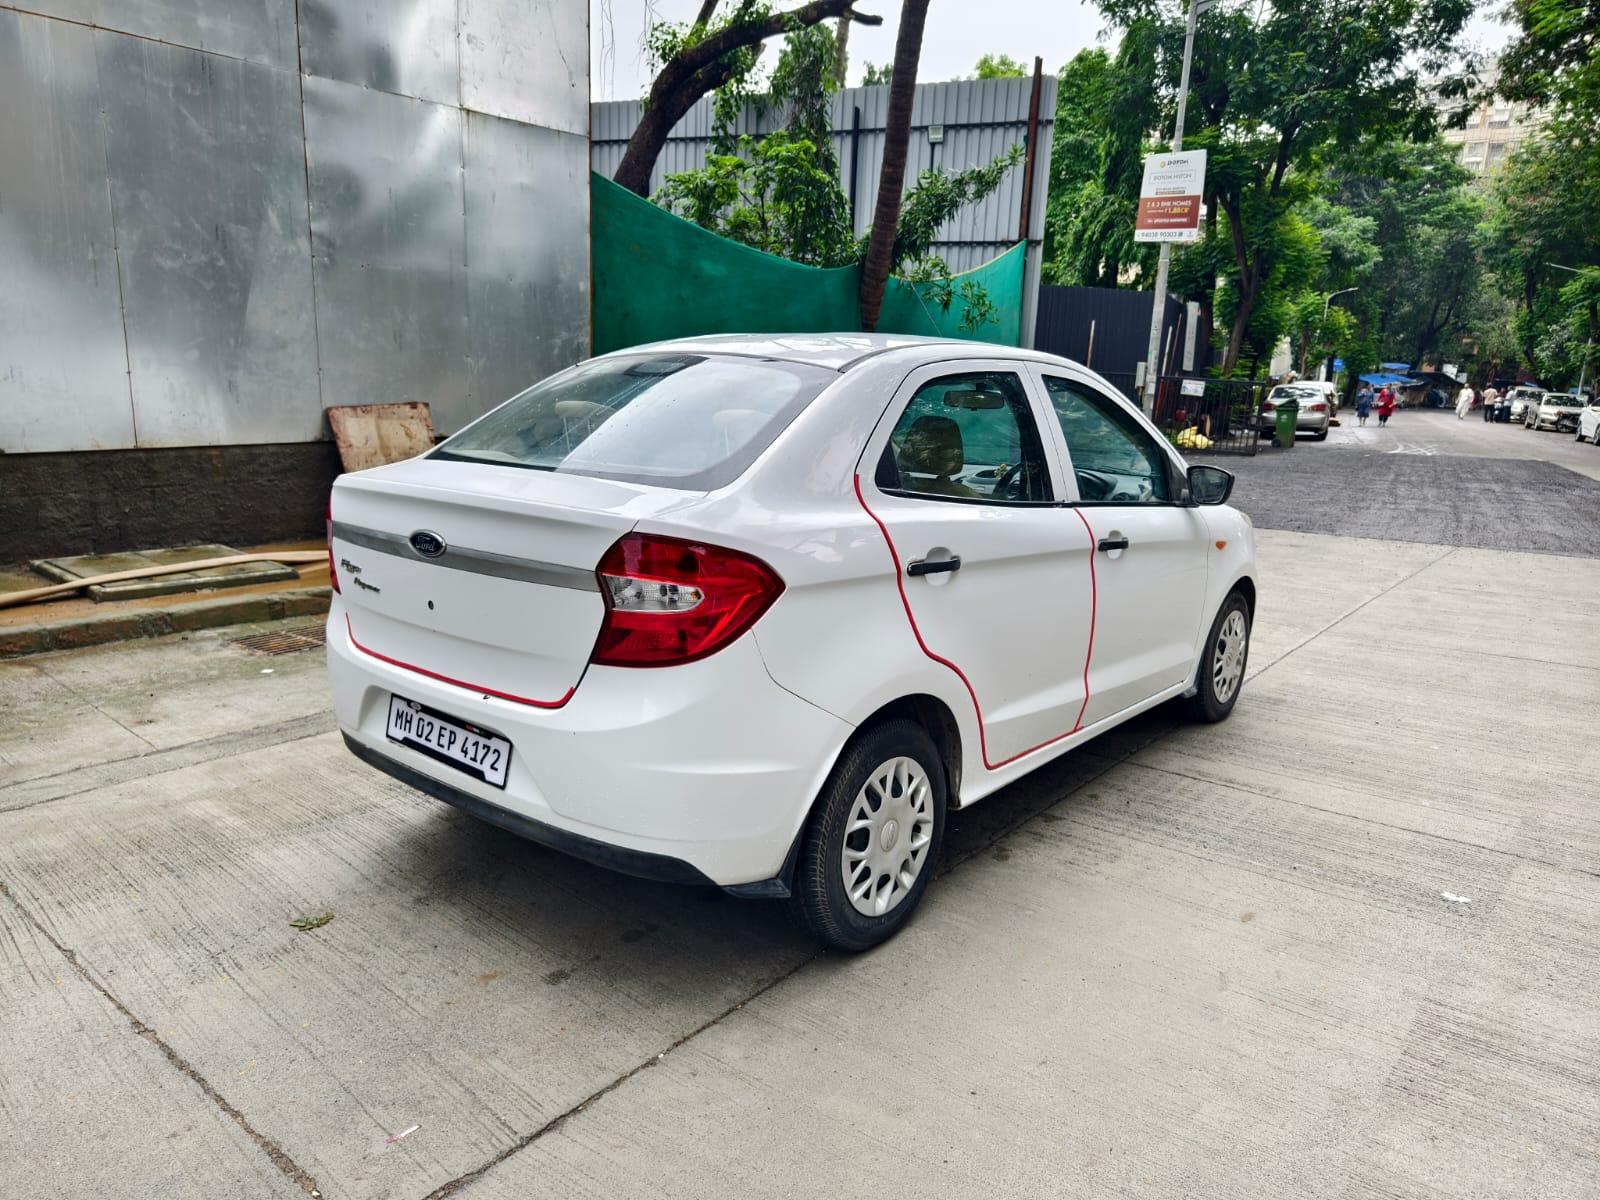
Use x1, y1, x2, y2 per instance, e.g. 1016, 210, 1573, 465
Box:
1257, 413, 1330, 432
343, 734, 717, 886
327, 600, 854, 888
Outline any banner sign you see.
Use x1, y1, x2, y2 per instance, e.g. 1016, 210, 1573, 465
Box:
1135, 150, 1207, 243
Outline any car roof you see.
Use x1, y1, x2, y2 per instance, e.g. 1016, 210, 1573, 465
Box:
605, 332, 1083, 374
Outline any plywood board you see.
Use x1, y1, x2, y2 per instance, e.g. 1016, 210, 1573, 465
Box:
325, 402, 436, 472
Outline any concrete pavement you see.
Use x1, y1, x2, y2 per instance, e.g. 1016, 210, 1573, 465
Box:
2, 531, 1598, 1199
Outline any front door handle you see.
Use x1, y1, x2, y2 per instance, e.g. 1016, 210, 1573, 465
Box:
1096, 537, 1130, 553
907, 555, 962, 577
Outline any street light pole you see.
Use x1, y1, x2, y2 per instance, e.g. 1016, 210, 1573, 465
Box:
1547, 262, 1595, 397
1140, 0, 1202, 415
1316, 287, 1359, 381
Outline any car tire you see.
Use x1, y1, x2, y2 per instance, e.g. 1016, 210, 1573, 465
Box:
1313, 428, 1328, 441
790, 718, 947, 953
1187, 591, 1251, 724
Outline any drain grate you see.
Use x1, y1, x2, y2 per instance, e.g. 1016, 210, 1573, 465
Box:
229, 622, 328, 656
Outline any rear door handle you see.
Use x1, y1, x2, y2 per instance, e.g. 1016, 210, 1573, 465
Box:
907, 555, 962, 576
1096, 537, 1130, 553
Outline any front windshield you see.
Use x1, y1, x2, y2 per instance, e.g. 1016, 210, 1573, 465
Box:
432, 353, 834, 489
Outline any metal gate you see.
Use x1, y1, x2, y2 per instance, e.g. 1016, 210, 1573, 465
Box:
1153, 376, 1265, 456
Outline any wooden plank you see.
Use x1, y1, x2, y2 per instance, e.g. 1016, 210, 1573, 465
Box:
325, 403, 437, 472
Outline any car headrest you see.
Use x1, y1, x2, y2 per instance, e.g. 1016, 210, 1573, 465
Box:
898, 415, 966, 479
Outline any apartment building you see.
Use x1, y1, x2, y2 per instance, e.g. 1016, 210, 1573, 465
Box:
1437, 65, 1545, 177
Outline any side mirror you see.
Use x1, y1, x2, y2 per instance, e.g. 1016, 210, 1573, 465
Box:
1187, 464, 1234, 506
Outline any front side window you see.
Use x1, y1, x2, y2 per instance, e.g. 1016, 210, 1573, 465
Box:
1042, 375, 1171, 504
876, 371, 1052, 503
432, 353, 833, 489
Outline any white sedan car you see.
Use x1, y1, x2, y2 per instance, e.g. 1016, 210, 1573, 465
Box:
1574, 399, 1600, 444
1525, 391, 1585, 432
328, 335, 1258, 950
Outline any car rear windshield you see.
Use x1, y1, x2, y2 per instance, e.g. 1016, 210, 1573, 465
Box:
431, 353, 834, 489
1547, 395, 1581, 406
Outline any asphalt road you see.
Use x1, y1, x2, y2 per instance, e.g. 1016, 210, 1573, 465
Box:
1225, 407, 1600, 557
4, 520, 1599, 1199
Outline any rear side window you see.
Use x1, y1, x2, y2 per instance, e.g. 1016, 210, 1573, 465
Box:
432, 354, 833, 489
875, 371, 1052, 504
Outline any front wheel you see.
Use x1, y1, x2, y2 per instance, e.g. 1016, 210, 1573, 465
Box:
1188, 591, 1251, 723
790, 719, 947, 952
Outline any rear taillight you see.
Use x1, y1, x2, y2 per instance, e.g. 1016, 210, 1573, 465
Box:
1262, 400, 1276, 411
326, 497, 340, 594
591, 533, 784, 667
1307, 402, 1327, 412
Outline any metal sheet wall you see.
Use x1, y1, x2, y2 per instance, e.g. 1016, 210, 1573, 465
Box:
591, 74, 1057, 275
0, 11, 134, 452
464, 116, 591, 418
304, 78, 471, 421
22, 0, 300, 69
1, 0, 590, 453
100, 33, 322, 446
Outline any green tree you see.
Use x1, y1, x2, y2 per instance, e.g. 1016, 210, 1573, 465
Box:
1324, 140, 1483, 369
1041, 37, 1158, 289
1482, 136, 1600, 379
655, 21, 1022, 329
861, 60, 893, 85
1095, 0, 1475, 373
972, 53, 1027, 79
656, 24, 856, 265
614, 0, 883, 196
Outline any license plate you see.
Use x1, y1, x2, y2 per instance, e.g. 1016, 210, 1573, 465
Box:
386, 695, 511, 788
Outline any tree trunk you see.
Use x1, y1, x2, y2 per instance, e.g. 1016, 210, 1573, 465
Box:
613, 0, 879, 196
832, 13, 851, 87
1222, 269, 1259, 375
858, 0, 932, 331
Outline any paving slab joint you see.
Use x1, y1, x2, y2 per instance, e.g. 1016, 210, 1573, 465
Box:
0, 878, 324, 1198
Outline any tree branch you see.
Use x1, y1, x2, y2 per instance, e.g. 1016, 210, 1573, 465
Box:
615, 0, 881, 194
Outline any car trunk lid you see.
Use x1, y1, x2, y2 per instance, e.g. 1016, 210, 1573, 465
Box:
332, 457, 704, 705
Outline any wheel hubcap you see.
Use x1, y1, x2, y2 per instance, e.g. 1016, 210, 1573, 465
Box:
842, 757, 934, 917
1212, 609, 1248, 704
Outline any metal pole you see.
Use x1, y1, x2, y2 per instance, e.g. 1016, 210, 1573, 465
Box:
1141, 0, 1200, 415
1545, 263, 1592, 396
1018, 58, 1045, 347
1317, 287, 1358, 380
848, 105, 862, 228
1018, 57, 1044, 244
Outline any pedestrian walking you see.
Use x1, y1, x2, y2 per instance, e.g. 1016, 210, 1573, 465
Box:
1377, 386, 1397, 427
1481, 384, 1499, 422
1356, 382, 1374, 426
1455, 382, 1476, 419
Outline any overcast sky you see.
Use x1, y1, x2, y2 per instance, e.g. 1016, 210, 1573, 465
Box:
589, 0, 1514, 102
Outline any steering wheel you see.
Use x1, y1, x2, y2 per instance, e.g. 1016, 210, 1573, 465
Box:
992, 461, 1027, 500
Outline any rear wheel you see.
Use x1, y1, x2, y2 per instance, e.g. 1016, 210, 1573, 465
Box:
1188, 591, 1251, 724
790, 719, 946, 953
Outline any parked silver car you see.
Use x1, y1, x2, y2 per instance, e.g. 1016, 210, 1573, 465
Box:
1506, 386, 1543, 423
1258, 384, 1332, 440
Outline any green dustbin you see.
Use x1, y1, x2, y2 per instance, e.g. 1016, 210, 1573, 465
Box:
1274, 399, 1300, 447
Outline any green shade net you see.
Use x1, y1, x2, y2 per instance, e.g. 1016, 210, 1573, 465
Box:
591, 173, 1024, 355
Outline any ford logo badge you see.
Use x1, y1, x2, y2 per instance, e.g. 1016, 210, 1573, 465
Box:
410, 530, 446, 558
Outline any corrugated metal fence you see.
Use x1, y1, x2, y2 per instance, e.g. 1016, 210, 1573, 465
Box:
592, 74, 1056, 342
